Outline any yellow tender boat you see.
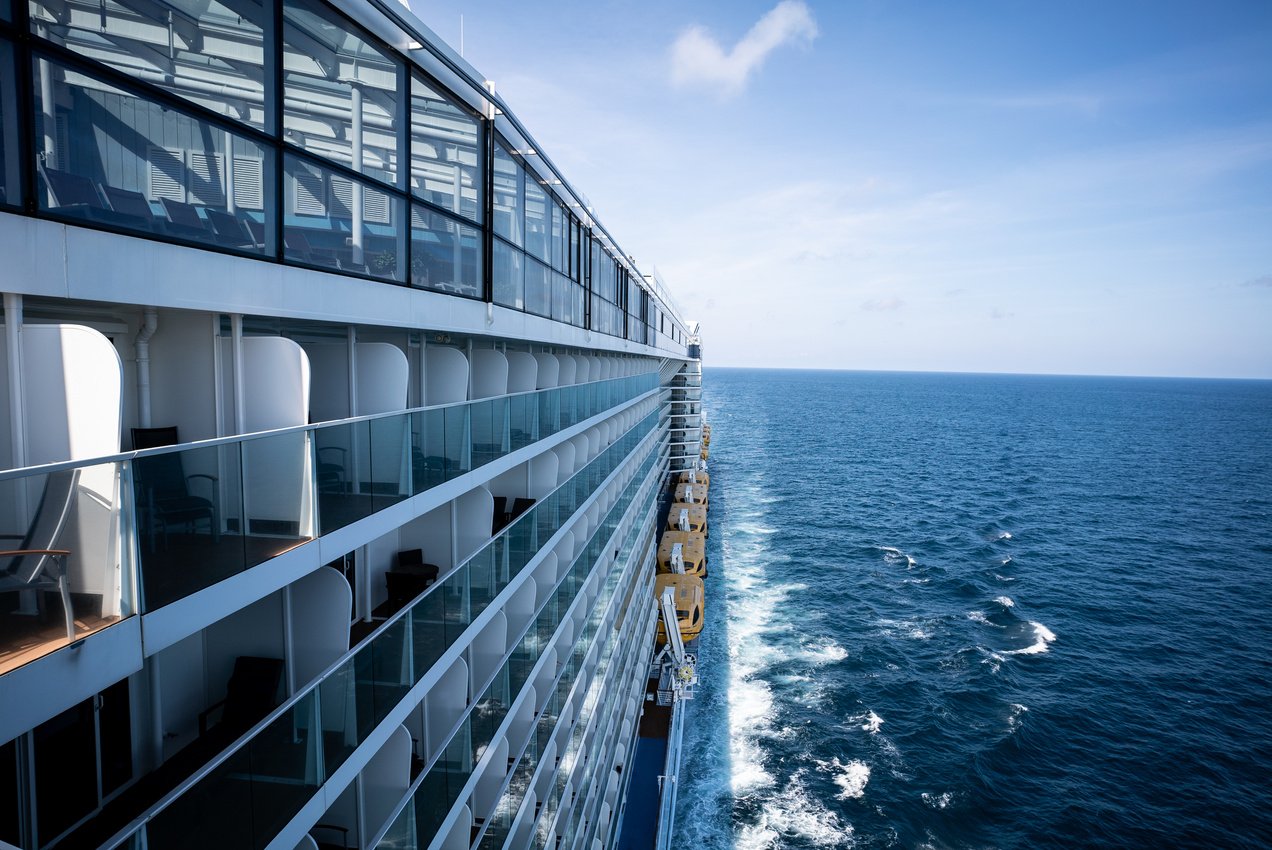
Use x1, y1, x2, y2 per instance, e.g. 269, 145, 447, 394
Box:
666, 503, 708, 535
673, 482, 709, 504
677, 469, 710, 487
657, 531, 707, 577
654, 573, 705, 643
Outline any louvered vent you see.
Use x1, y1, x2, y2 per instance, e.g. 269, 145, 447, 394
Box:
187, 152, 225, 206
232, 156, 264, 210
148, 146, 185, 202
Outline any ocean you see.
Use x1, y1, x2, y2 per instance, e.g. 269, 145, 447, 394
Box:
671, 368, 1272, 850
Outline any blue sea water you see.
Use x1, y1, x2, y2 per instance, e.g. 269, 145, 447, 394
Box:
672, 369, 1272, 850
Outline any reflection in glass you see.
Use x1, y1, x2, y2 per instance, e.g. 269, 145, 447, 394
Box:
32, 55, 274, 254
285, 154, 405, 281
492, 142, 523, 247
411, 205, 481, 296
29, 0, 271, 131
283, 0, 399, 186
0, 42, 17, 206
411, 76, 481, 222
524, 178, 549, 263
524, 257, 550, 318
493, 239, 524, 310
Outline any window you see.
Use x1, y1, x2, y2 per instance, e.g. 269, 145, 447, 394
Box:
524, 256, 550, 317
411, 76, 481, 222
524, 179, 549, 263
411, 204, 481, 297
284, 0, 400, 187
284, 154, 404, 281
33, 54, 274, 255
0, 41, 17, 207
29, 0, 272, 131
492, 141, 523, 247
493, 238, 524, 309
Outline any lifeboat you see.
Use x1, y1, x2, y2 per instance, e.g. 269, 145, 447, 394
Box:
666, 503, 707, 535
658, 531, 707, 577
677, 469, 710, 487
654, 573, 705, 643
673, 482, 708, 505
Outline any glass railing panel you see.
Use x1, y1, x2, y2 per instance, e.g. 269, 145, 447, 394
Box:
361, 616, 411, 733
409, 407, 446, 494
439, 568, 471, 647
538, 389, 559, 441
318, 657, 360, 775
443, 405, 471, 478
466, 544, 498, 618
409, 590, 447, 682
0, 461, 132, 675
368, 414, 411, 514
241, 430, 315, 567
316, 420, 373, 535
471, 668, 510, 763
508, 393, 538, 452
244, 691, 324, 841
146, 743, 255, 850
136, 442, 247, 610
469, 398, 499, 469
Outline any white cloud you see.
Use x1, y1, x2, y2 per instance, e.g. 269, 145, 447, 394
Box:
670, 1, 817, 98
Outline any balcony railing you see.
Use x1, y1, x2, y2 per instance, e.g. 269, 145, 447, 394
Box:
0, 372, 659, 677
102, 407, 662, 850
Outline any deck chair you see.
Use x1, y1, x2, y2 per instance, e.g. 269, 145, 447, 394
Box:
198, 655, 285, 737
41, 167, 107, 211
160, 197, 211, 237
102, 186, 165, 232
0, 469, 80, 640
132, 426, 220, 550
206, 209, 257, 249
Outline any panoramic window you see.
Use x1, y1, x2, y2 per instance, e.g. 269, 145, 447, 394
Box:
284, 153, 404, 281
492, 238, 524, 309
0, 41, 17, 207
32, 54, 274, 254
283, 0, 400, 187
524, 178, 549, 264
411, 75, 481, 223
524, 256, 550, 317
492, 140, 523, 247
28, 0, 272, 131
410, 204, 481, 297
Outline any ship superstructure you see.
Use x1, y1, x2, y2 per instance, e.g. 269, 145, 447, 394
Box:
0, 2, 706, 848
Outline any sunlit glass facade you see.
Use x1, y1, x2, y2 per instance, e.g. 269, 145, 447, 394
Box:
0, 0, 688, 345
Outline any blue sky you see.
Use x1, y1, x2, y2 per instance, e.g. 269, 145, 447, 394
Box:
409, 1, 1272, 378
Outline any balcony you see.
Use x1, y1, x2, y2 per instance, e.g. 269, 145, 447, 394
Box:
0, 372, 659, 678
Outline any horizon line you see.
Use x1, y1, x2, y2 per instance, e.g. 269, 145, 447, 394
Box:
700, 365, 1272, 382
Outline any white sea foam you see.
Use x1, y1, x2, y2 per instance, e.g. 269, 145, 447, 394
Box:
802, 640, 848, 665
737, 772, 854, 849
967, 610, 989, 624
849, 710, 884, 734
816, 757, 871, 800
1003, 621, 1057, 655
877, 618, 933, 640
994, 573, 1017, 582
997, 531, 1013, 540
736, 521, 778, 536
1008, 703, 1029, 733
1000, 555, 1013, 565
994, 596, 1015, 608
878, 545, 918, 567
922, 791, 955, 809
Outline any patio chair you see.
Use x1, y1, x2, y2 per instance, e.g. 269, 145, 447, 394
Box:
198, 655, 285, 737
0, 469, 80, 640
160, 197, 212, 238
132, 426, 220, 550
206, 209, 257, 249
102, 186, 166, 233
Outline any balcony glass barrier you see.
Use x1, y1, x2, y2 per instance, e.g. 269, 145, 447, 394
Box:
132, 372, 657, 609
1, 40, 17, 207
0, 461, 134, 676
379, 447, 659, 850
108, 409, 660, 850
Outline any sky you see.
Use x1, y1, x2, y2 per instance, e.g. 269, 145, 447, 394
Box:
407, 1, 1272, 378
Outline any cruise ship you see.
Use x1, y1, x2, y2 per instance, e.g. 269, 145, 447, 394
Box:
0, 0, 707, 847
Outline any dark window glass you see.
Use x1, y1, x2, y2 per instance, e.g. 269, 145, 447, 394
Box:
1, 0, 9, 20
284, 154, 404, 281
411, 76, 481, 223
410, 204, 480, 297
0, 737, 18, 846
29, 0, 271, 131
492, 141, 522, 247
284, 0, 399, 186
34, 698, 97, 842
524, 178, 548, 263
33, 55, 274, 255
525, 256, 550, 317
0, 41, 17, 207
492, 238, 523, 309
